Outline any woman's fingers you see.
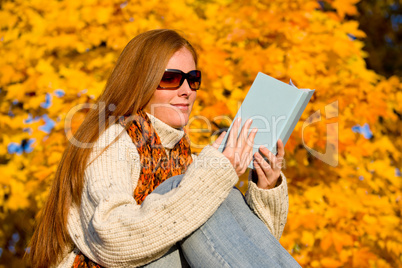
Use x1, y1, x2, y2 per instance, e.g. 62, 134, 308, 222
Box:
237, 127, 257, 174
219, 118, 259, 176
212, 131, 227, 149
236, 120, 257, 173
259, 146, 276, 167
253, 158, 266, 180
216, 118, 285, 180
255, 152, 273, 177
275, 139, 285, 171
252, 140, 285, 190
241, 127, 257, 162
277, 139, 285, 157
237, 119, 253, 149
253, 155, 277, 189
226, 117, 241, 150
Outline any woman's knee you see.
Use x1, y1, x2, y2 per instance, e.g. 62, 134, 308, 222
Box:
224, 187, 247, 205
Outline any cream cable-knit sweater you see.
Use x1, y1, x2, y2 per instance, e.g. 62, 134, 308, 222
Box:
58, 114, 289, 267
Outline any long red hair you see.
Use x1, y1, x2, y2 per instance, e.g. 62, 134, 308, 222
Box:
28, 29, 198, 268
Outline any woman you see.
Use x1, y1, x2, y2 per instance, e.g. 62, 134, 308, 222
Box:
28, 29, 300, 267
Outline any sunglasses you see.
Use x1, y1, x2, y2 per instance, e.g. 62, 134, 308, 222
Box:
158, 69, 201, 90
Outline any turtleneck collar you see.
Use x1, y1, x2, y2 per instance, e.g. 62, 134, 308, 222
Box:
146, 113, 185, 149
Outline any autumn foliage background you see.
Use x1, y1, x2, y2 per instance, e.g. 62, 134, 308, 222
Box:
0, 0, 401, 267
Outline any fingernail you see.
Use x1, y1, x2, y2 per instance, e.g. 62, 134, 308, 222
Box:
253, 159, 259, 167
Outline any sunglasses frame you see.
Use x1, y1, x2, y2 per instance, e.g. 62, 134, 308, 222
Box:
158, 69, 201, 90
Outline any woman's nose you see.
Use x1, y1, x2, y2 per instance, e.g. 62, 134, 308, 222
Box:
177, 79, 192, 96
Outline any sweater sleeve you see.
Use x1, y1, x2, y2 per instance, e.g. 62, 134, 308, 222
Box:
66, 124, 238, 267
244, 171, 289, 240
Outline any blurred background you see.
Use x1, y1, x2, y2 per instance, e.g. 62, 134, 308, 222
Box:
0, 0, 401, 267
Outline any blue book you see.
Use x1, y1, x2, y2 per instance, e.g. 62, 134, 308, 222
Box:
217, 72, 315, 168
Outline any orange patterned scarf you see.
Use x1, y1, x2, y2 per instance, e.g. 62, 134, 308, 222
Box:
120, 109, 193, 204
72, 110, 193, 267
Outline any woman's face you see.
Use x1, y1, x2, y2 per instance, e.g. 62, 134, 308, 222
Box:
144, 47, 197, 129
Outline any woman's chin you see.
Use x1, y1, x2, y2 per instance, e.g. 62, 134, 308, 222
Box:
168, 118, 189, 129
162, 110, 190, 129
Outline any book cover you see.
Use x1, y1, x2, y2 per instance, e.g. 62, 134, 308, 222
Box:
217, 72, 315, 168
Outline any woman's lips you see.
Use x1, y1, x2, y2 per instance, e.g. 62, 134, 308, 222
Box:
171, 104, 189, 112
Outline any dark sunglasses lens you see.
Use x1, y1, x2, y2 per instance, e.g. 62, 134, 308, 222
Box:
160, 72, 182, 88
188, 71, 201, 90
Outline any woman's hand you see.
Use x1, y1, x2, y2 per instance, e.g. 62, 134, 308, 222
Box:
252, 139, 285, 189
212, 118, 257, 177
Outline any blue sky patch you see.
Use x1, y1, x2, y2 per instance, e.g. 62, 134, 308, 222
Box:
40, 93, 52, 109
352, 123, 373, 139
7, 139, 35, 154
38, 114, 55, 133
54, 89, 65, 97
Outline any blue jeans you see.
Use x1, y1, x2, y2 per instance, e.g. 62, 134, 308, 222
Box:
142, 175, 301, 268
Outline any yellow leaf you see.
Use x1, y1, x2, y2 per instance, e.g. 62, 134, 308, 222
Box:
321, 257, 343, 268
320, 232, 333, 251
352, 248, 377, 267
301, 231, 315, 247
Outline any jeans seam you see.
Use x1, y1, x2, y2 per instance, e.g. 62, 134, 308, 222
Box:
199, 225, 231, 268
